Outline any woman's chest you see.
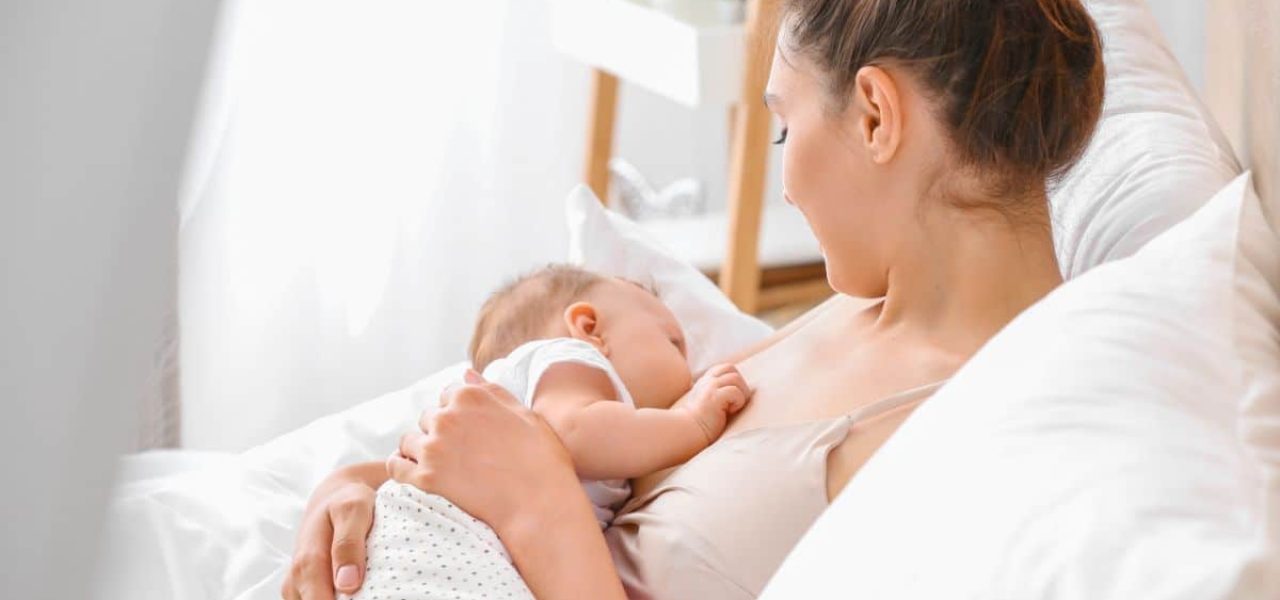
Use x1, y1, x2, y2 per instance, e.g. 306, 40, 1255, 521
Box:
609, 419, 844, 597
724, 306, 919, 435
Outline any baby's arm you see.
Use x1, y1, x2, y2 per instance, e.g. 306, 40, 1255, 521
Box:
531, 363, 749, 481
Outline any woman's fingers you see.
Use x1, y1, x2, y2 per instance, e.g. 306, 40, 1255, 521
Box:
386, 453, 413, 483
387, 453, 434, 490
284, 514, 337, 600
293, 559, 337, 600
280, 567, 305, 600
328, 485, 376, 594
437, 381, 464, 408
398, 431, 429, 463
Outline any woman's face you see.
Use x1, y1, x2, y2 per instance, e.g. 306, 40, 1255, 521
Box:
764, 40, 938, 298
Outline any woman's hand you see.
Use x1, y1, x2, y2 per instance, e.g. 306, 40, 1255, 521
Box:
389, 369, 628, 599
286, 369, 626, 599
281, 476, 379, 600
387, 369, 581, 535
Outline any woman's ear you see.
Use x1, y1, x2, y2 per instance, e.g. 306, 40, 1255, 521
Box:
852, 65, 902, 164
563, 302, 606, 353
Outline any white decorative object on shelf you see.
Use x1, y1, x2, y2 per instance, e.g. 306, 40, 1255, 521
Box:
549, 0, 745, 107
608, 158, 705, 221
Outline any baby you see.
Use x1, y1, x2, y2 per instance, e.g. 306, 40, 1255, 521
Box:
348, 264, 751, 600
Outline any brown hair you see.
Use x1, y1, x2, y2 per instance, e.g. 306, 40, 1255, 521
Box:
783, 0, 1105, 193
468, 264, 607, 372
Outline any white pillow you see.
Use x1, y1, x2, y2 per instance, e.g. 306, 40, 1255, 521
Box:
762, 173, 1280, 599
566, 184, 773, 372
1049, 0, 1240, 278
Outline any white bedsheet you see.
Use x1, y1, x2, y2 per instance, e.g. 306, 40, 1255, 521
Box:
94, 364, 467, 600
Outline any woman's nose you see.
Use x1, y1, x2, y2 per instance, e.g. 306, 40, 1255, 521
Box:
783, 191, 795, 206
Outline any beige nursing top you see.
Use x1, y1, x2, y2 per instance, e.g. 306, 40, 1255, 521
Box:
605, 381, 946, 600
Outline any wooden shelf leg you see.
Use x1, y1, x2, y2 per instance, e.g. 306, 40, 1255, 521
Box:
583, 67, 620, 204
721, 0, 782, 313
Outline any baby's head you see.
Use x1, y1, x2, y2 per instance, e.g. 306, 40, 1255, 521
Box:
469, 264, 692, 409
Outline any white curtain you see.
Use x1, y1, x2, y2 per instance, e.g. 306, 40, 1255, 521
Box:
179, 0, 594, 450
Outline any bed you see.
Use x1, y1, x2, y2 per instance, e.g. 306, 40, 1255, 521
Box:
93, 1, 1280, 598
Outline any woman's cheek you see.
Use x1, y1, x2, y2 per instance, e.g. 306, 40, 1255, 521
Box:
781, 136, 835, 244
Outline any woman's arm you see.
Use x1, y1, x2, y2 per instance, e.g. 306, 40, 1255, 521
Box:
388, 370, 627, 600
492, 465, 626, 599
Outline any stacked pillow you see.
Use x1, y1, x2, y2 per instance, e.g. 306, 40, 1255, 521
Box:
1048, 0, 1240, 277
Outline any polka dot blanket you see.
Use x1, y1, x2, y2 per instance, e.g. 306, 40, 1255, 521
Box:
343, 482, 535, 600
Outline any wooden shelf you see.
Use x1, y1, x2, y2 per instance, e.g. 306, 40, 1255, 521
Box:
549, 0, 745, 108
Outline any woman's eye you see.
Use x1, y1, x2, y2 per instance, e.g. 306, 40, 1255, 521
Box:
772, 127, 788, 145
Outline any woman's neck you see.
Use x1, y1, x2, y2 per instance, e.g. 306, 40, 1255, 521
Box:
873, 195, 1062, 360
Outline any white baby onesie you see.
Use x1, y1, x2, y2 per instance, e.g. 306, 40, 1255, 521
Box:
481, 338, 635, 527
346, 338, 632, 600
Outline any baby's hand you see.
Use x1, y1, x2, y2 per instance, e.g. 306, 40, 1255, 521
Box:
683, 363, 751, 444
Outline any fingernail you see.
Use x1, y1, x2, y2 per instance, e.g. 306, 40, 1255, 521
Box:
464, 369, 484, 384
335, 564, 359, 590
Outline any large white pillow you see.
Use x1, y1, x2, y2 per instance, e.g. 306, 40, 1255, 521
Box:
762, 173, 1280, 599
566, 184, 773, 372
1049, 0, 1240, 278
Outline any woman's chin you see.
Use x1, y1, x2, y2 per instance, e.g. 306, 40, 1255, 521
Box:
825, 265, 885, 299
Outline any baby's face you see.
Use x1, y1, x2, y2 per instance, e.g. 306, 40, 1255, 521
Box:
587, 278, 692, 409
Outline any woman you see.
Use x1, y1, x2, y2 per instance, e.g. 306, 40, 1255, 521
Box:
283, 0, 1105, 598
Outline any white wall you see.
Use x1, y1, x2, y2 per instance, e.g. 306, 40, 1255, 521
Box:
0, 0, 217, 596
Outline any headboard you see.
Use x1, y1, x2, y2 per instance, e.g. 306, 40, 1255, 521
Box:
1206, 0, 1279, 216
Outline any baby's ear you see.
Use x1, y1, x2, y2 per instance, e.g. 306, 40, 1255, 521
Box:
563, 302, 605, 350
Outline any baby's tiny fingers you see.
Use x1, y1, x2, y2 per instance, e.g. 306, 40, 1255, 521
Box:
716, 371, 750, 395
715, 386, 748, 413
